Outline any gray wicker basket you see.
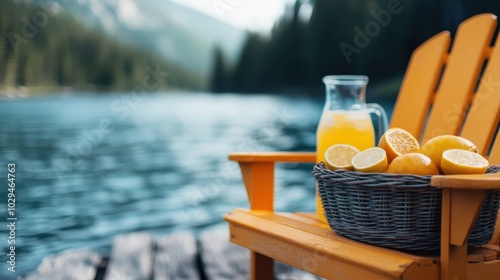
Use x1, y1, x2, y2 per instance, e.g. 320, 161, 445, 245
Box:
312, 163, 500, 251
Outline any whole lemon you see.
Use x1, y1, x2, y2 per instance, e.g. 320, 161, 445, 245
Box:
387, 153, 439, 176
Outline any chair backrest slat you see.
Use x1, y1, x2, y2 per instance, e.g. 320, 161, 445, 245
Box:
489, 129, 500, 164
390, 32, 450, 138
460, 33, 500, 158
421, 14, 497, 143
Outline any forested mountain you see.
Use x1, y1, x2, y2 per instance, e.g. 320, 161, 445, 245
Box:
0, 0, 201, 92
25, 0, 245, 89
212, 0, 500, 97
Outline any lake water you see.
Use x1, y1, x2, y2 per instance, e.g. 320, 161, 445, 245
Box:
0, 92, 393, 277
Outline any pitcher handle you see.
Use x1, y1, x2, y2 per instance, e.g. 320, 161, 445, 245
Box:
366, 103, 389, 143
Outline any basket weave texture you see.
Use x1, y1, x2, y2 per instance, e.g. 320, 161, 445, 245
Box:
313, 164, 500, 251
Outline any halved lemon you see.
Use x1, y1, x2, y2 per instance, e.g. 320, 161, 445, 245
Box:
378, 128, 419, 163
352, 147, 388, 173
441, 149, 488, 175
324, 144, 360, 171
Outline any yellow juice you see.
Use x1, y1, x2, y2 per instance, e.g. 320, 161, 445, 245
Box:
316, 110, 375, 221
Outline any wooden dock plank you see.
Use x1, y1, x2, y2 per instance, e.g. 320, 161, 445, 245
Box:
24, 250, 101, 280
153, 232, 200, 280
199, 229, 323, 280
104, 232, 154, 280
199, 230, 249, 279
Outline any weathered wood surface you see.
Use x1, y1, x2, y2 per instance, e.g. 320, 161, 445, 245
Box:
104, 232, 154, 280
199, 230, 249, 279
154, 232, 199, 280
24, 250, 102, 280
25, 229, 321, 280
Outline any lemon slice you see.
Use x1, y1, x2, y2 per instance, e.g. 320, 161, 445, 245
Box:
324, 144, 360, 171
387, 153, 439, 175
352, 147, 388, 173
441, 149, 488, 175
420, 135, 478, 171
378, 128, 419, 163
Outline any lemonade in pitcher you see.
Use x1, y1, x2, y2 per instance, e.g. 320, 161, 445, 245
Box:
317, 111, 375, 160
316, 76, 387, 221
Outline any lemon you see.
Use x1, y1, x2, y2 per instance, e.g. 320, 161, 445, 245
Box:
420, 135, 478, 171
387, 153, 439, 176
441, 149, 488, 175
352, 147, 388, 173
324, 144, 360, 171
378, 128, 420, 163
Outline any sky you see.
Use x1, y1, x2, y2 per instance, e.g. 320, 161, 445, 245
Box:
170, 0, 291, 33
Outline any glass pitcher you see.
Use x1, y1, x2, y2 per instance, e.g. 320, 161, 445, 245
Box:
316, 75, 388, 221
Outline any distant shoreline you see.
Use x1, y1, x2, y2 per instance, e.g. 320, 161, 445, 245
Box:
0, 78, 401, 101
0, 85, 89, 99
0, 85, 177, 99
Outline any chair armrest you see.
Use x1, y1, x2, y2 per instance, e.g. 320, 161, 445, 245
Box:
229, 152, 316, 163
229, 152, 316, 211
430, 174, 500, 245
430, 173, 500, 278
430, 173, 500, 189
430, 173, 500, 246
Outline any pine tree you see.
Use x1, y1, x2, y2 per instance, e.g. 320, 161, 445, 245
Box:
210, 47, 230, 93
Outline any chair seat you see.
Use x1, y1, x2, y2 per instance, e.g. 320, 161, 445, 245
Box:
225, 209, 500, 280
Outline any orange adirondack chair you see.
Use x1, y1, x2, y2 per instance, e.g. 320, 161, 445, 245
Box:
225, 14, 500, 280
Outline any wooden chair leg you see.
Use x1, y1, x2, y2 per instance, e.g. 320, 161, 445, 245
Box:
441, 244, 467, 280
250, 251, 274, 280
